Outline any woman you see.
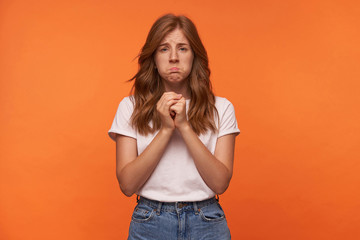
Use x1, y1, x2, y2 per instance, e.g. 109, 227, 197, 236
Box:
108, 14, 240, 240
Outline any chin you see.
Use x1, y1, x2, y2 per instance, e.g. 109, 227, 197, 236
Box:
166, 76, 184, 82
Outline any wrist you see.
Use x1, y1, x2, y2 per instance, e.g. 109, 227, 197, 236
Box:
159, 126, 175, 136
177, 122, 192, 134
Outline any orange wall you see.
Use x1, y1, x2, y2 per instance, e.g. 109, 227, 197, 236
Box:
1, 0, 359, 239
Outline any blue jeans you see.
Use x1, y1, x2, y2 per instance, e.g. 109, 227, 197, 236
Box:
128, 196, 231, 240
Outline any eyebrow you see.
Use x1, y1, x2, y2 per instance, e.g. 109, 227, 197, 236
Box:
158, 42, 189, 47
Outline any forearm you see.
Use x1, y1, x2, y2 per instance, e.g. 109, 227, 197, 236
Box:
117, 128, 173, 196
178, 125, 233, 194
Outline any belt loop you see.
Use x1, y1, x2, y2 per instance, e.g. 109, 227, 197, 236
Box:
136, 195, 140, 203
193, 202, 199, 215
156, 201, 162, 216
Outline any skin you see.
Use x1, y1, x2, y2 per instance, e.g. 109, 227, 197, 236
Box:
154, 27, 193, 99
115, 28, 237, 197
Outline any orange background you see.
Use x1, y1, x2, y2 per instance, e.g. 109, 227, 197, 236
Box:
1, 0, 359, 239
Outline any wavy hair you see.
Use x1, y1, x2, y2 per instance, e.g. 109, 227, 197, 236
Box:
129, 14, 218, 135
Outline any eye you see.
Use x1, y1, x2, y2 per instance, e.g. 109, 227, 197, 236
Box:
179, 47, 187, 51
159, 47, 168, 52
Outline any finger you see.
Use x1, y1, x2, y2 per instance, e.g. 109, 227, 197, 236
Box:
161, 99, 180, 112
158, 96, 181, 109
158, 92, 178, 105
157, 100, 181, 120
178, 97, 186, 104
170, 100, 186, 113
162, 92, 182, 100
157, 93, 183, 114
170, 104, 182, 113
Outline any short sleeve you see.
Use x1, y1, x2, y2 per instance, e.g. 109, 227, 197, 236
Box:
108, 97, 137, 141
217, 98, 240, 138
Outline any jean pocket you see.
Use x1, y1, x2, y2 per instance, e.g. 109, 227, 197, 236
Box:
199, 202, 226, 222
131, 204, 155, 223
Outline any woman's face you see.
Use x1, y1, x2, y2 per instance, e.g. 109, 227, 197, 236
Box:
154, 28, 194, 89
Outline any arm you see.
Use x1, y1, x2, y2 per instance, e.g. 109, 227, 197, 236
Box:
171, 98, 236, 194
179, 126, 236, 194
115, 129, 173, 196
115, 92, 182, 197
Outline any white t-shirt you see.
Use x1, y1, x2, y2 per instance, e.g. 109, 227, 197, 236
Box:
108, 96, 240, 202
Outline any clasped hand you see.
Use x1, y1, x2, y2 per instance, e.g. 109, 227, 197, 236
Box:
156, 92, 188, 131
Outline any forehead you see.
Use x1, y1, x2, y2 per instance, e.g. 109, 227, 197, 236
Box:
160, 28, 190, 44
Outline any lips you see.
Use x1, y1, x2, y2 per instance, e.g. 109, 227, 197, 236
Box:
170, 67, 179, 71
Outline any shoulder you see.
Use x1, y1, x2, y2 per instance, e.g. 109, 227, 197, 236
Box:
120, 95, 135, 105
214, 96, 235, 110
118, 96, 135, 110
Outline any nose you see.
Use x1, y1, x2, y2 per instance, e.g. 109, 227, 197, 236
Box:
169, 49, 179, 63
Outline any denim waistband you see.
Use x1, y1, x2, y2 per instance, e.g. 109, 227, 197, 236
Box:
138, 196, 218, 213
